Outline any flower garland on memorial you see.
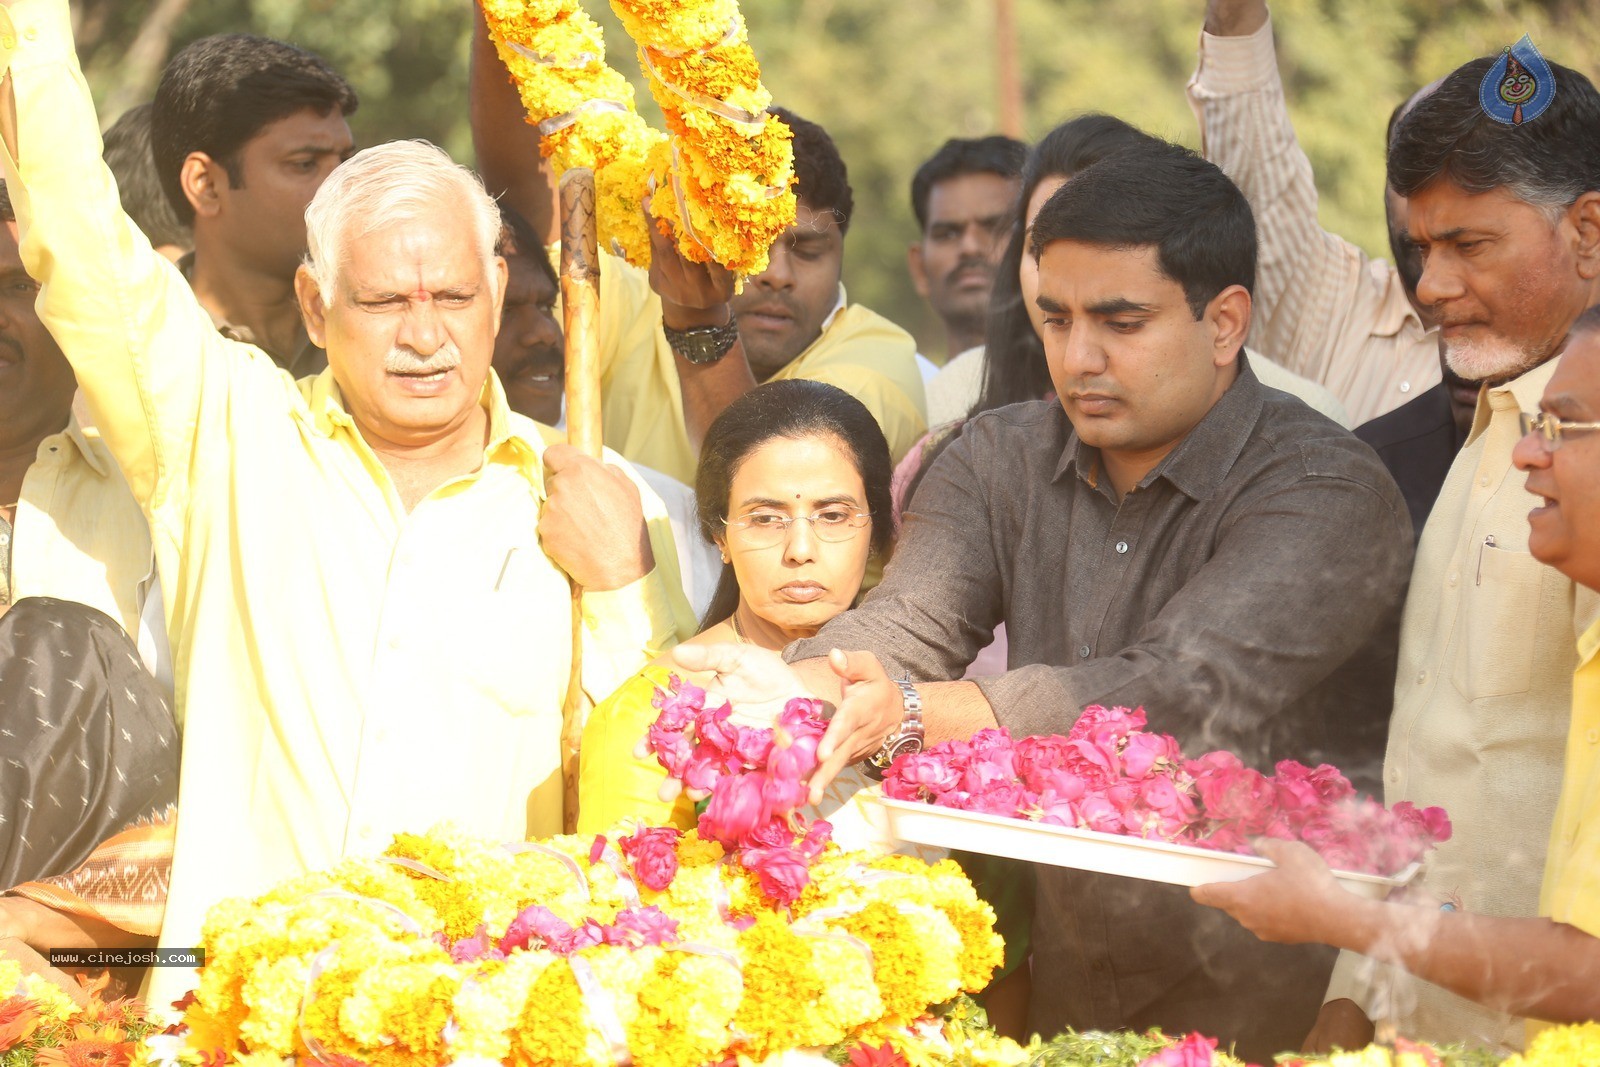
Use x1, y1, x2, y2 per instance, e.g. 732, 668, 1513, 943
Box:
0, 962, 160, 1067
128, 680, 1001, 1067
478, 0, 796, 276
883, 706, 1452, 877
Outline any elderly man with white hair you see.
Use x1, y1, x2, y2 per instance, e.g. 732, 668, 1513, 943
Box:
0, 0, 695, 1006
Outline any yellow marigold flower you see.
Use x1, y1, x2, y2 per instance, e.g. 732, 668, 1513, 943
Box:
1504, 1022, 1600, 1066
17, 973, 78, 1023
508, 962, 602, 1067
451, 952, 554, 1063
626, 952, 741, 1067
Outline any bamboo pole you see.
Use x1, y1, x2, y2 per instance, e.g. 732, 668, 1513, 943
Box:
995, 0, 1024, 138
558, 167, 601, 833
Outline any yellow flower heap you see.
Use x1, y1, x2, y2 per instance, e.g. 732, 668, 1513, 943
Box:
177, 824, 1002, 1067
479, 0, 795, 277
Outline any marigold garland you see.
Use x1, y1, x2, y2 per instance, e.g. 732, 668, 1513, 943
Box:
478, 0, 796, 276
142, 822, 998, 1067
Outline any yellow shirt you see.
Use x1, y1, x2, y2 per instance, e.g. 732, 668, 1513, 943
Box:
12, 419, 152, 639
1540, 618, 1600, 932
1324, 357, 1600, 1049
596, 253, 928, 484
1527, 619, 1600, 1039
0, 0, 692, 1006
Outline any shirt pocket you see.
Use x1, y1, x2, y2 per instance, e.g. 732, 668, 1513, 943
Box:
1450, 541, 1542, 700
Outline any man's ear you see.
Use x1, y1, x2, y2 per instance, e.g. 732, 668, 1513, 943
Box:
1568, 191, 1600, 281
906, 242, 929, 300
1207, 284, 1252, 368
295, 265, 329, 349
490, 254, 509, 337
180, 151, 224, 220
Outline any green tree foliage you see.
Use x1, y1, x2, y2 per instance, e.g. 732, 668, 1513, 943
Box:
81, 0, 1599, 359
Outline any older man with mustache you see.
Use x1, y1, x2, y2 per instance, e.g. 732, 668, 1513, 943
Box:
0, 0, 695, 1007
1194, 304, 1600, 1043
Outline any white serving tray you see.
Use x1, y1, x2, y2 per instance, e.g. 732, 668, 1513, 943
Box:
870, 793, 1419, 899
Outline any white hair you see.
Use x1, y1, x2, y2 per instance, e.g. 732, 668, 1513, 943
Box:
303, 139, 500, 299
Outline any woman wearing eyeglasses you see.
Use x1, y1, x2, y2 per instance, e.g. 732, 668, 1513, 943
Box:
577, 379, 893, 832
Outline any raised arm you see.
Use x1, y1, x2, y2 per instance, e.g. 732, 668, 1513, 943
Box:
469, 2, 558, 243
0, 0, 250, 526
1187, 0, 1392, 387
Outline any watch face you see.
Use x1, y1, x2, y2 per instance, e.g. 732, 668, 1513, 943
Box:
885, 735, 924, 763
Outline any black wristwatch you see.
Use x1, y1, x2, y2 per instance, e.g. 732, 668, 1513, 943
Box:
663, 313, 740, 365
863, 678, 926, 779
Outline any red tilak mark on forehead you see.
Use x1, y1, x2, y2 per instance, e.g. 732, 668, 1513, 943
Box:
411, 267, 430, 303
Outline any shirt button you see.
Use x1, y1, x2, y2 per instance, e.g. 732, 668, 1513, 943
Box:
386, 635, 401, 651
1479, 476, 1491, 488
1078, 645, 1091, 659
1415, 670, 1427, 685
1399, 381, 1412, 394
1114, 541, 1129, 555
1448, 572, 1459, 586
1388, 768, 1400, 784
0, 35, 14, 50
1588, 728, 1599, 745
22, 26, 35, 41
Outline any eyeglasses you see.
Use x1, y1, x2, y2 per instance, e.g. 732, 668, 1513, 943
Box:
1519, 411, 1600, 451
723, 507, 870, 548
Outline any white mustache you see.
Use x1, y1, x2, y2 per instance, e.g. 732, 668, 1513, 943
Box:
384, 341, 463, 376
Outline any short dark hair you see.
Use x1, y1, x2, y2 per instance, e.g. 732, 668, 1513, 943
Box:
1028, 141, 1256, 319
496, 201, 558, 289
694, 379, 892, 631
771, 106, 853, 233
910, 135, 1027, 230
977, 114, 1168, 414
103, 103, 191, 251
0, 180, 13, 224
1388, 55, 1600, 207
151, 33, 358, 226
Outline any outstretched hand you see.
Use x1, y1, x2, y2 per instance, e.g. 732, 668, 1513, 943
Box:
808, 649, 903, 805
1190, 838, 1361, 946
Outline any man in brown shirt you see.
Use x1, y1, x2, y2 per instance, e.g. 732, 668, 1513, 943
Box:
765, 142, 1414, 1059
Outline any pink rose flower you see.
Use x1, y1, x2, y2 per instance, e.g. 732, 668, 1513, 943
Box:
647, 721, 694, 779
619, 826, 682, 892
1013, 734, 1075, 791
887, 753, 962, 798
695, 701, 742, 755
700, 771, 769, 846
740, 816, 795, 850
742, 845, 813, 904
798, 819, 833, 861
502, 905, 576, 954
605, 905, 680, 948
1138, 1031, 1218, 1067
731, 725, 776, 767
650, 675, 704, 730
1122, 731, 1180, 780
1194, 762, 1276, 834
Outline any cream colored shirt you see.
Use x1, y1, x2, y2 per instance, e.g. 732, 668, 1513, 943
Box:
12, 419, 152, 641
0, 0, 691, 1007
597, 254, 928, 484
1324, 357, 1600, 1050
1188, 19, 1441, 425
